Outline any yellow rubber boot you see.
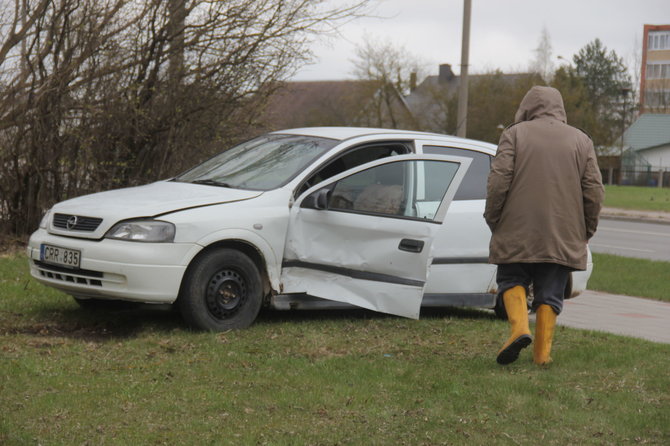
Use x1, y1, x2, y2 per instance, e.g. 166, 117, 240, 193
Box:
534, 304, 557, 365
496, 286, 532, 365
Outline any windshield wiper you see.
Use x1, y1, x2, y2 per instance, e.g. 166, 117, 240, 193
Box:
191, 179, 235, 188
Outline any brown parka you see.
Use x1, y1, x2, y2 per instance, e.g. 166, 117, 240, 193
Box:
484, 86, 604, 271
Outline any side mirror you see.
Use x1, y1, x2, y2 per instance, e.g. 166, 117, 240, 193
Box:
303, 188, 331, 210
314, 189, 330, 210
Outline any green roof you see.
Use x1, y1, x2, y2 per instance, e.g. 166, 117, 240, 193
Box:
624, 114, 670, 151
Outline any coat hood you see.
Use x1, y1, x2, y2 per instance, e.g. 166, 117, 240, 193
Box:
514, 86, 567, 123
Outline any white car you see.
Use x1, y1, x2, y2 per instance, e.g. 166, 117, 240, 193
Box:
27, 127, 592, 330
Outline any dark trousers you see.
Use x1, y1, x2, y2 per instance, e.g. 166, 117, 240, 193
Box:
496, 263, 572, 315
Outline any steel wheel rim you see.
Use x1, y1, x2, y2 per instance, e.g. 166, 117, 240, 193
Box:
205, 269, 247, 320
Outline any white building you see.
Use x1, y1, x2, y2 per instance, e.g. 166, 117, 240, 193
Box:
623, 114, 670, 187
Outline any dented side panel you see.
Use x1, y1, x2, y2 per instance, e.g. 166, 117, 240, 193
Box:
281, 155, 471, 318
281, 268, 427, 319
282, 210, 441, 319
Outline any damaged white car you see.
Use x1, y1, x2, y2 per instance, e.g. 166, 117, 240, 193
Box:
27, 127, 592, 330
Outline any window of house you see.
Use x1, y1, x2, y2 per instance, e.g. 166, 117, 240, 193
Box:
647, 63, 670, 80
422, 146, 491, 200
649, 31, 670, 50
645, 89, 670, 108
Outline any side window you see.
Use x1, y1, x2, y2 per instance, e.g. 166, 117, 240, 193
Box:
330, 162, 406, 216
422, 146, 491, 200
304, 159, 460, 221
297, 142, 411, 196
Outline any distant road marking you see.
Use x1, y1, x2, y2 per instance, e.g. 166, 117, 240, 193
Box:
598, 227, 670, 238
590, 243, 655, 253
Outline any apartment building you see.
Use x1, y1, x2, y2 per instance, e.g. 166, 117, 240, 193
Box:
641, 24, 670, 113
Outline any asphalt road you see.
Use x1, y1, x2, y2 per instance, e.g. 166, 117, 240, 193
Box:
590, 218, 670, 262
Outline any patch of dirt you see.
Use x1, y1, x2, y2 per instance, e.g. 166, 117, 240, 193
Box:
1, 321, 135, 342
0, 236, 28, 256
1, 308, 183, 342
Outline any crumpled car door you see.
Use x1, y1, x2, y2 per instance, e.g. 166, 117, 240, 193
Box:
281, 154, 471, 319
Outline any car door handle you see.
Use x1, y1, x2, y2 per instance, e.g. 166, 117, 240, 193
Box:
398, 238, 425, 253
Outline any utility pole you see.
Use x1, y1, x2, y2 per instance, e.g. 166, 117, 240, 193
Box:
456, 0, 471, 138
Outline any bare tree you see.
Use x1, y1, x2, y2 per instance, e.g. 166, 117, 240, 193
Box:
628, 33, 642, 109
529, 26, 554, 82
0, 0, 372, 240
351, 35, 423, 128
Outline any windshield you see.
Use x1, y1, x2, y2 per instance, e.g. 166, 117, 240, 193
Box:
175, 134, 339, 190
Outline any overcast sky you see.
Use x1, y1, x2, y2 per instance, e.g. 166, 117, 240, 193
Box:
293, 0, 669, 83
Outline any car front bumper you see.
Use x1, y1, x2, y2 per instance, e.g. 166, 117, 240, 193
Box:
570, 246, 594, 298
27, 229, 202, 303
570, 262, 593, 298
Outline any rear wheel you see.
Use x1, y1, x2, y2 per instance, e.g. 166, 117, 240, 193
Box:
178, 249, 263, 331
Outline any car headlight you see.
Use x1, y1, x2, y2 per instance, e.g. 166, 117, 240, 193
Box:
105, 220, 175, 242
39, 209, 52, 229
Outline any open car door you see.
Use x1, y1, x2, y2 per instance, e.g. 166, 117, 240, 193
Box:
281, 154, 471, 319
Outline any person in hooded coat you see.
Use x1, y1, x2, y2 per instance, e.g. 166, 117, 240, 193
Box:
485, 86, 604, 365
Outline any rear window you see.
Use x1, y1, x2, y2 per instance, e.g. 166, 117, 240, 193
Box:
422, 146, 491, 200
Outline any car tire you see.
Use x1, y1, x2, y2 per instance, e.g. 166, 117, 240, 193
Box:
73, 297, 141, 310
178, 249, 263, 331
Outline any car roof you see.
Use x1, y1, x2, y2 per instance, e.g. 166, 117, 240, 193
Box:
272, 127, 497, 155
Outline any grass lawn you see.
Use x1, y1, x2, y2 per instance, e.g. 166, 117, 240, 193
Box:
589, 253, 670, 302
2, 254, 669, 445
604, 185, 670, 212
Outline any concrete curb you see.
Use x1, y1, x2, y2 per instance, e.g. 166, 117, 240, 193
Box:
600, 207, 670, 225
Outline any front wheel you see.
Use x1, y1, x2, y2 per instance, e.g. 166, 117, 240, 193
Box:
178, 249, 263, 331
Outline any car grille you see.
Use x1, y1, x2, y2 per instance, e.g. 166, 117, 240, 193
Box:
33, 261, 103, 287
53, 213, 103, 232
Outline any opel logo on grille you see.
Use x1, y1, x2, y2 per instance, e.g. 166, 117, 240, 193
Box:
66, 215, 78, 230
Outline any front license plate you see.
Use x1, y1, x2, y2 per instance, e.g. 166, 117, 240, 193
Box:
40, 244, 81, 269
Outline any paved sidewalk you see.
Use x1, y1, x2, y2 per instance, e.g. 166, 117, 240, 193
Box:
571, 208, 670, 343
536, 290, 670, 344
528, 208, 670, 343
